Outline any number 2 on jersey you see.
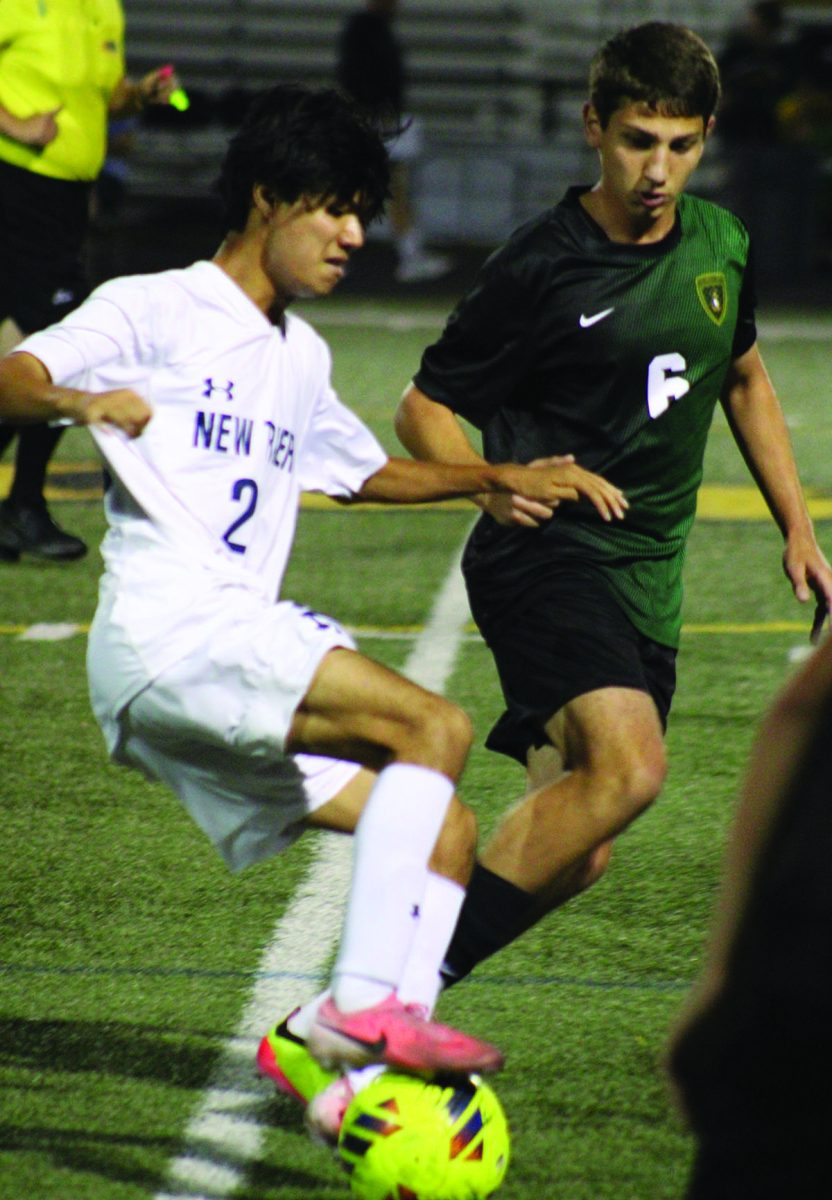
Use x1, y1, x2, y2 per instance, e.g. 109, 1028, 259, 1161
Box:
222, 478, 258, 554
647, 352, 690, 419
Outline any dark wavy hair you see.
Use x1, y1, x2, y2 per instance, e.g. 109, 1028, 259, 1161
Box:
217, 83, 391, 232
589, 23, 721, 127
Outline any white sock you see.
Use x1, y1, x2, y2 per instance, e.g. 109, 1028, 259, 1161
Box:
286, 989, 330, 1039
397, 871, 466, 1017
332, 763, 454, 1013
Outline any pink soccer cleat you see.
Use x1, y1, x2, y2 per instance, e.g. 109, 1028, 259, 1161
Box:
306, 993, 504, 1075
256, 1008, 338, 1105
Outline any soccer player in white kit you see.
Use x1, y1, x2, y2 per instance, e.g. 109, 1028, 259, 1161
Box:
0, 84, 628, 1135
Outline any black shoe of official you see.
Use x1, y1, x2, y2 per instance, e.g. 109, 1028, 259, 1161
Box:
0, 500, 87, 562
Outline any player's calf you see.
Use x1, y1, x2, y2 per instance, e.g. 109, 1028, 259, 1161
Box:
428, 795, 477, 886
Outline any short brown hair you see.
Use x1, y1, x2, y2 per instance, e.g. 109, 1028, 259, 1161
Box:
589, 23, 721, 128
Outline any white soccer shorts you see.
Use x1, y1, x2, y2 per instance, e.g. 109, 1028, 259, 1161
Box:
112, 599, 362, 872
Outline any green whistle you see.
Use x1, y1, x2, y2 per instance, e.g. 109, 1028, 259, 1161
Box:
159, 64, 190, 112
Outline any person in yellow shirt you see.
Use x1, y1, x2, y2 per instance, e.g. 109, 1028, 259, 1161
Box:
0, 0, 177, 562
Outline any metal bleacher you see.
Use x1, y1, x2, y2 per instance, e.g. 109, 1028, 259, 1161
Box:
120, 0, 772, 243
122, 0, 535, 220
124, 0, 531, 132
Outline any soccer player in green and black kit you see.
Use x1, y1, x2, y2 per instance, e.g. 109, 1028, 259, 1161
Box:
395, 21, 832, 986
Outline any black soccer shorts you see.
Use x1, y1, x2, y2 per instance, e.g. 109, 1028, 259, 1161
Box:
466, 563, 677, 764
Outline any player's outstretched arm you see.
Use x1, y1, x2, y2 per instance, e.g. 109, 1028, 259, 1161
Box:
395, 383, 627, 526
352, 455, 628, 519
721, 342, 832, 639
0, 352, 151, 438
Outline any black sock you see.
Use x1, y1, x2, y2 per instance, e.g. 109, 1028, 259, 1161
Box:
440, 863, 536, 988
9, 424, 64, 508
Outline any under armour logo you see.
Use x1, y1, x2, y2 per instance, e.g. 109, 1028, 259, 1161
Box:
203, 378, 235, 402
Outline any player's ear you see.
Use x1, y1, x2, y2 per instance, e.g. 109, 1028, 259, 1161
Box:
704, 115, 716, 139
252, 183, 276, 220
583, 103, 602, 147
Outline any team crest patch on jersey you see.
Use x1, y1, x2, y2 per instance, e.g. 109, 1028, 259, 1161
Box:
695, 273, 727, 325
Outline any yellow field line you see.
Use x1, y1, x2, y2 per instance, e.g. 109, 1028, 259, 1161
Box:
682, 621, 808, 634
3, 460, 832, 519
0, 619, 814, 639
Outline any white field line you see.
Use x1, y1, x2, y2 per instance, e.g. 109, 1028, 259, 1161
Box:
155, 545, 472, 1200
17, 622, 80, 641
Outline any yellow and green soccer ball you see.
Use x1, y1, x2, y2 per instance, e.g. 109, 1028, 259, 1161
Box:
338, 1071, 510, 1200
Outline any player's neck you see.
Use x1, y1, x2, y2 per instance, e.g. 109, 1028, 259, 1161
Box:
580, 187, 678, 245
213, 235, 288, 324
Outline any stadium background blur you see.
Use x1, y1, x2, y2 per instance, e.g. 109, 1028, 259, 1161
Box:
104, 0, 832, 299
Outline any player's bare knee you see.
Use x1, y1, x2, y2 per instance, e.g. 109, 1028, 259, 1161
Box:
406, 694, 473, 775
582, 742, 666, 835
435, 696, 474, 748
617, 741, 667, 817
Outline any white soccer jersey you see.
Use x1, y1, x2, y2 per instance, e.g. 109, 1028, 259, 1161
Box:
19, 261, 388, 720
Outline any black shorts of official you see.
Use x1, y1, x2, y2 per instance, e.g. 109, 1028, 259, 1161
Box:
0, 158, 92, 334
465, 565, 677, 765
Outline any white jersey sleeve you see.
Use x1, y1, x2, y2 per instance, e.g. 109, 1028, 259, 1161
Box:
16, 286, 153, 385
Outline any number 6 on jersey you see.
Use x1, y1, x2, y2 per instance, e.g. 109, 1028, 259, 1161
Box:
647, 352, 691, 419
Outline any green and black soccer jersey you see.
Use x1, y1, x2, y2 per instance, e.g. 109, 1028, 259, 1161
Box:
414, 187, 755, 648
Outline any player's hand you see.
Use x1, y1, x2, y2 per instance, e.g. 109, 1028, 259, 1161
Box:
529, 454, 630, 522
494, 455, 628, 524
480, 454, 575, 527
11, 108, 61, 148
479, 491, 557, 527
65, 388, 152, 438
782, 534, 832, 644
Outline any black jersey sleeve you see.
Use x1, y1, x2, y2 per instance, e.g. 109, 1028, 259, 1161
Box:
413, 248, 537, 429
732, 239, 758, 359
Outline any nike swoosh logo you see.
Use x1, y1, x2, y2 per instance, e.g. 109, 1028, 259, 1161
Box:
275, 1016, 306, 1047
579, 307, 615, 328
323, 1023, 388, 1057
